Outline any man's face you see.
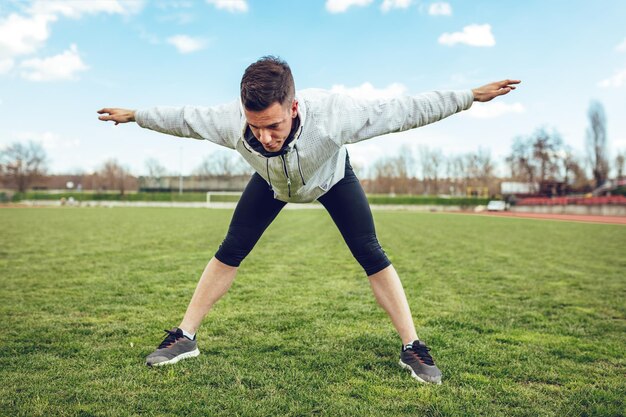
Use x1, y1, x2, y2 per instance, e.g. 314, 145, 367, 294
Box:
244, 100, 298, 152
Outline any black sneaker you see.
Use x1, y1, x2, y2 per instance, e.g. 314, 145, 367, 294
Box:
145, 328, 200, 367
399, 340, 442, 384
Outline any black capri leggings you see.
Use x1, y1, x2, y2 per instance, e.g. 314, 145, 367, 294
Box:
215, 156, 391, 276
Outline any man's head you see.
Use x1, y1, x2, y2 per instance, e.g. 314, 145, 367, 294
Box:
241, 56, 298, 152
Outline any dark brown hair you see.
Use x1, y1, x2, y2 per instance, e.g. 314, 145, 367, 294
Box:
240, 56, 295, 111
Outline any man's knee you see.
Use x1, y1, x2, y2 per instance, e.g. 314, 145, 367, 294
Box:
214, 227, 258, 267
345, 234, 391, 276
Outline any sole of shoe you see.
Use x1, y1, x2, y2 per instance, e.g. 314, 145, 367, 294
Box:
398, 360, 442, 384
148, 348, 201, 367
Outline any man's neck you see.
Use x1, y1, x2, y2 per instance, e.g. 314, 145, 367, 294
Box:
245, 115, 300, 157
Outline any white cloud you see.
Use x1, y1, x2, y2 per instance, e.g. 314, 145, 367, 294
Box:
381, 0, 411, 13
206, 0, 248, 13
0, 13, 55, 58
28, 0, 144, 19
616, 38, 626, 52
157, 0, 193, 9
428, 2, 451, 16
464, 102, 525, 119
20, 44, 89, 81
598, 68, 626, 88
0, 58, 14, 74
439, 24, 495, 47
167, 35, 208, 54
326, 0, 373, 13
330, 82, 406, 99
14, 131, 80, 150
0, 0, 144, 79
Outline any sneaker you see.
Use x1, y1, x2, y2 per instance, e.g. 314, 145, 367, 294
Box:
399, 340, 442, 384
145, 328, 200, 367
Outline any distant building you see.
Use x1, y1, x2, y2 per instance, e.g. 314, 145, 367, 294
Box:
139, 175, 249, 192
501, 182, 538, 195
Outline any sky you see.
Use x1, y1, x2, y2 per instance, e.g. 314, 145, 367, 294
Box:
1, 0, 625, 177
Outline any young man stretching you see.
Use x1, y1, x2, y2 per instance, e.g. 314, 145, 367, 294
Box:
98, 56, 519, 384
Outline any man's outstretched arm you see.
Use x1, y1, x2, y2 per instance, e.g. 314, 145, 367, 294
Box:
97, 108, 136, 125
333, 78, 522, 145
472, 79, 521, 102
96, 101, 241, 149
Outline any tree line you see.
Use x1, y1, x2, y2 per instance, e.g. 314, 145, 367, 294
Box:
2, 101, 624, 195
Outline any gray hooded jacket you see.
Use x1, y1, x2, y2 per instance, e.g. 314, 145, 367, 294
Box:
135, 88, 474, 203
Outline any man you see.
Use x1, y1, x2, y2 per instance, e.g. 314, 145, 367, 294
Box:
98, 56, 519, 384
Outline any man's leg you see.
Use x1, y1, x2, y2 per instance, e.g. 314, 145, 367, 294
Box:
317, 164, 418, 344
146, 173, 285, 366
179, 257, 238, 335
367, 265, 418, 345
318, 157, 442, 383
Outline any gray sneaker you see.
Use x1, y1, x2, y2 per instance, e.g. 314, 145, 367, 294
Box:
399, 340, 442, 384
145, 328, 200, 367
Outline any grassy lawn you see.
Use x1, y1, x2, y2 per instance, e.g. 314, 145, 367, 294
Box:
1, 208, 624, 416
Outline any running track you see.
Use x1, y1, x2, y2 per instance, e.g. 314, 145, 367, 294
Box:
472, 211, 626, 225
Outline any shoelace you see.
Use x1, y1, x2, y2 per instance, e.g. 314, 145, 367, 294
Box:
157, 329, 182, 349
407, 343, 435, 366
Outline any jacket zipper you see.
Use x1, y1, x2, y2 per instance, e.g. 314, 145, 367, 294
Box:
280, 154, 291, 197
294, 145, 306, 185
266, 159, 272, 190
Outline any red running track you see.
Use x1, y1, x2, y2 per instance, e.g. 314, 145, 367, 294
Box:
476, 211, 626, 225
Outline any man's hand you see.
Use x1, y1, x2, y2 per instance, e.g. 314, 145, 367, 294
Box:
97, 108, 136, 125
472, 79, 521, 102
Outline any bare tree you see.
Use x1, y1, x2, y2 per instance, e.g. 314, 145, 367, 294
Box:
371, 157, 396, 194
145, 158, 168, 188
146, 158, 168, 178
195, 151, 253, 178
554, 147, 588, 191
429, 148, 444, 194
507, 136, 535, 183
586, 101, 609, 188
418, 145, 444, 194
232, 154, 254, 176
0, 141, 48, 192
98, 159, 130, 195
470, 147, 494, 185
615, 151, 625, 180
507, 128, 563, 185
469, 148, 495, 195
567, 158, 589, 191
531, 128, 562, 184
449, 154, 467, 195
368, 146, 418, 194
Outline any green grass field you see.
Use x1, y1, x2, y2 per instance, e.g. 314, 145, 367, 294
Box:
1, 208, 624, 416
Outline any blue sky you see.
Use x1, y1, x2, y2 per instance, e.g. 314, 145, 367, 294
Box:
1, 0, 625, 177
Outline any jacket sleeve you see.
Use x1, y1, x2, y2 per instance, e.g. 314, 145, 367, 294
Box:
134, 100, 241, 149
327, 90, 474, 145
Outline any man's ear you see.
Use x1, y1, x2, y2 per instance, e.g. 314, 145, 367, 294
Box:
291, 100, 298, 118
